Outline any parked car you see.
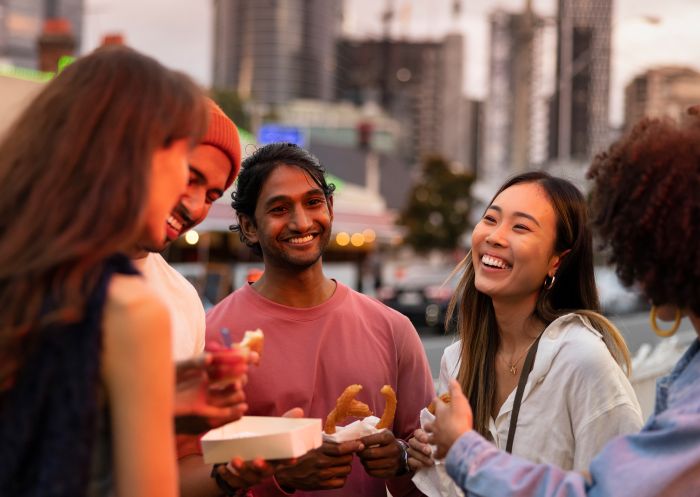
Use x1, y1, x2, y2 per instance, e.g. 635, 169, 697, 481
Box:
595, 266, 648, 316
378, 269, 459, 334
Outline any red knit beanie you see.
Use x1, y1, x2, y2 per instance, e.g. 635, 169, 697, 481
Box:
201, 98, 241, 189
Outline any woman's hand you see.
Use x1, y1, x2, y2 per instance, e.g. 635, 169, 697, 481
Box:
173, 351, 249, 434
407, 428, 435, 470
425, 380, 473, 459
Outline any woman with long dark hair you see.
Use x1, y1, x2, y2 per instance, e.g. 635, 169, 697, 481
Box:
409, 172, 642, 477
0, 46, 207, 497
427, 117, 700, 497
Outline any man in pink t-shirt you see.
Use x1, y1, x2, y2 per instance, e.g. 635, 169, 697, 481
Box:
206, 143, 434, 497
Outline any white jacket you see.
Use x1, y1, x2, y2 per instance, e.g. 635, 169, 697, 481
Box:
439, 313, 643, 470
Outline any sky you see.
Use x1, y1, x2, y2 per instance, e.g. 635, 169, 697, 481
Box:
83, 0, 700, 126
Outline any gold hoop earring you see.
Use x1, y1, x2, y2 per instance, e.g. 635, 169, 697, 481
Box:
543, 274, 556, 290
649, 306, 682, 337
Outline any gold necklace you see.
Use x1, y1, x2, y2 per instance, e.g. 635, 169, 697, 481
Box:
499, 336, 539, 375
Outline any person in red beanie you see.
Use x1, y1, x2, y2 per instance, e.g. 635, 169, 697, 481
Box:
129, 99, 285, 497
131, 98, 241, 362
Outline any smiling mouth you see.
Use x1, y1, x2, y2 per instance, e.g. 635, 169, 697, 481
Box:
167, 215, 183, 233
287, 234, 315, 244
481, 254, 512, 270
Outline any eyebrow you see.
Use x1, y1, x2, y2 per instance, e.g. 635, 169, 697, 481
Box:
262, 188, 326, 208
189, 165, 224, 197
487, 205, 541, 227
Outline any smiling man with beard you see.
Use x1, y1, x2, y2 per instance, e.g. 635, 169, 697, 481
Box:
131, 98, 240, 361
129, 99, 259, 496
205, 143, 435, 497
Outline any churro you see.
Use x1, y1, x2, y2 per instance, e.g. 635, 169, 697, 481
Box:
427, 392, 451, 415
324, 384, 363, 434
375, 385, 397, 430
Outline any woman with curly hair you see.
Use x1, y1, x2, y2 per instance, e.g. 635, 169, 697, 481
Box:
426, 115, 700, 497
0, 46, 208, 497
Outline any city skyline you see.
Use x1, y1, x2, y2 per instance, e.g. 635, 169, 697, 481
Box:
79, 0, 700, 126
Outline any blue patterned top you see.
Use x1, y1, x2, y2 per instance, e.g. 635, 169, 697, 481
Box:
0, 254, 138, 497
445, 339, 700, 497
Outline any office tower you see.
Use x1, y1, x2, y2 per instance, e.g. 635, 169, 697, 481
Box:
464, 98, 484, 177
0, 0, 83, 69
624, 66, 700, 129
482, 2, 547, 179
336, 33, 467, 169
212, 0, 342, 105
550, 0, 612, 161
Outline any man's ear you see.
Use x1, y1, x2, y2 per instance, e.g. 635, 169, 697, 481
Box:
238, 214, 259, 245
327, 195, 334, 221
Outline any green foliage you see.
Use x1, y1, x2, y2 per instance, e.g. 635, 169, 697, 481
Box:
209, 88, 251, 131
399, 156, 474, 253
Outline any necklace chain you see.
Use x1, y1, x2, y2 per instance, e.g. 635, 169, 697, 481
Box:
499, 335, 539, 375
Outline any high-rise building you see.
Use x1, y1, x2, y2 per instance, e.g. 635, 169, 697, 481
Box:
482, 2, 548, 180
464, 98, 484, 178
549, 0, 612, 162
0, 0, 83, 69
212, 0, 341, 105
336, 33, 467, 169
624, 66, 700, 129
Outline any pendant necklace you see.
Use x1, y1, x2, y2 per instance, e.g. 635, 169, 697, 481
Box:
500, 335, 539, 375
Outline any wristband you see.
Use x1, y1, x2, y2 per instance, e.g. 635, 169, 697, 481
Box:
396, 439, 411, 476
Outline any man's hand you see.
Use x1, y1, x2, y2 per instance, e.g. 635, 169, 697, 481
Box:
274, 440, 364, 491
210, 407, 306, 493
425, 379, 473, 459
174, 352, 249, 435
357, 430, 407, 479
214, 457, 285, 490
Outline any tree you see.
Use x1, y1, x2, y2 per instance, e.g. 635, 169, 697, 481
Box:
209, 88, 251, 131
398, 155, 474, 253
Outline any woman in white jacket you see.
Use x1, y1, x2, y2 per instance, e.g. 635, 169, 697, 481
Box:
408, 172, 642, 475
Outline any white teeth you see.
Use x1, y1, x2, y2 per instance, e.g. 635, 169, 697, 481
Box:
167, 215, 182, 231
288, 235, 314, 244
482, 254, 512, 269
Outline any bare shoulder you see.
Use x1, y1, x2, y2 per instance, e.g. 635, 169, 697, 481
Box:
103, 274, 171, 346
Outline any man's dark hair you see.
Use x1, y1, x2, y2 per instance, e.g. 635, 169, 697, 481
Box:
230, 142, 335, 256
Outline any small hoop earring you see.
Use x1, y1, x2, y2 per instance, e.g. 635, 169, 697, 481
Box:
649, 306, 682, 337
543, 274, 556, 290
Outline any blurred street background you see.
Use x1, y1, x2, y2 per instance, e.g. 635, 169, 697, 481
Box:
3, 0, 699, 417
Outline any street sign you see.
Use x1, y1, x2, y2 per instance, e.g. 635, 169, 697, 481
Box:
257, 124, 305, 146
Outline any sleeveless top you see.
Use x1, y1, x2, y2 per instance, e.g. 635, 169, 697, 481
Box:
0, 254, 138, 497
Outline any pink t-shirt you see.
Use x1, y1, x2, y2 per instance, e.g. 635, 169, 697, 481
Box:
205, 281, 435, 497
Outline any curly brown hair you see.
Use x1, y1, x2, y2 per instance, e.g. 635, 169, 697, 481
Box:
587, 117, 700, 316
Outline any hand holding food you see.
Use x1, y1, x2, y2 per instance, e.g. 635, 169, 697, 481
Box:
407, 428, 434, 470
425, 379, 473, 459
174, 353, 248, 434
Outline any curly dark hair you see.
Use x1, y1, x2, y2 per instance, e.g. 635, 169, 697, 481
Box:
587, 117, 700, 315
230, 142, 335, 256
